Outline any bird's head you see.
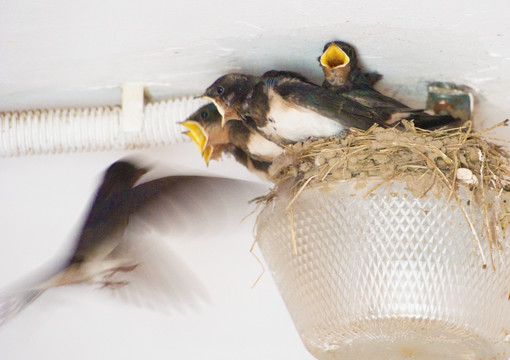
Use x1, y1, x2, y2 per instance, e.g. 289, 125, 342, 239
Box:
104, 161, 149, 186
201, 73, 257, 127
181, 103, 230, 165
319, 41, 358, 70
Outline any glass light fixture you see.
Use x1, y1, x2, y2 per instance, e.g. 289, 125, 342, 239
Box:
256, 180, 510, 360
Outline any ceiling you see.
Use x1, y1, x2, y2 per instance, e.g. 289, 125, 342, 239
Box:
2, 0, 510, 134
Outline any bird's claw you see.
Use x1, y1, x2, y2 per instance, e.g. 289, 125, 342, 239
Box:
100, 280, 129, 289
103, 264, 139, 279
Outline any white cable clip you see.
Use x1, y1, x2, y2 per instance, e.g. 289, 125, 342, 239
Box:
121, 84, 151, 132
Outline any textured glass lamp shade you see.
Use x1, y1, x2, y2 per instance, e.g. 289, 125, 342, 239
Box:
256, 181, 510, 360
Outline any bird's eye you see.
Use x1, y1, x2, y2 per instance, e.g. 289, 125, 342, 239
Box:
201, 111, 209, 119
216, 86, 224, 95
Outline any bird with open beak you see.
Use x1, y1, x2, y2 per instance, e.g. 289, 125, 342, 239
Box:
181, 103, 283, 166
203, 70, 390, 144
318, 40, 461, 128
180, 103, 230, 165
0, 159, 267, 325
202, 73, 259, 127
201, 41, 462, 143
319, 40, 383, 92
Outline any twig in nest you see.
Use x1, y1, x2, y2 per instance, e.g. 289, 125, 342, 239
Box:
288, 207, 298, 256
454, 192, 488, 268
285, 175, 318, 211
363, 175, 396, 198
483, 204, 496, 272
411, 148, 452, 190
249, 237, 266, 288
474, 119, 509, 136
447, 155, 460, 203
458, 121, 473, 145
320, 159, 341, 181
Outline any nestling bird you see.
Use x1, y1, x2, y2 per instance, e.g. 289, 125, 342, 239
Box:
228, 145, 274, 181
0, 159, 266, 325
319, 40, 383, 92
180, 103, 230, 164
181, 103, 283, 165
204, 70, 388, 144
201, 41, 462, 143
202, 73, 259, 126
318, 40, 460, 128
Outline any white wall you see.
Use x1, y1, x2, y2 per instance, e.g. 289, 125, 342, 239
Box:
0, 146, 315, 359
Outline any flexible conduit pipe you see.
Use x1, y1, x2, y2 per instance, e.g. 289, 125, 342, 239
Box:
0, 96, 206, 157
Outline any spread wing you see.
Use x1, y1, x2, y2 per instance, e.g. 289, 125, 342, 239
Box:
127, 175, 268, 239
105, 175, 268, 310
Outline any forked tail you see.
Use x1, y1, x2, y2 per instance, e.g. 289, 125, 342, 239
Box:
0, 288, 45, 325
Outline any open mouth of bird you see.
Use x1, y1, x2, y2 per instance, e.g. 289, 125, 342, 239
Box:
181, 120, 208, 153
320, 43, 350, 69
202, 145, 213, 164
180, 120, 215, 164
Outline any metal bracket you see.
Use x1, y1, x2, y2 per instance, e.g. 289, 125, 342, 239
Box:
426, 82, 474, 122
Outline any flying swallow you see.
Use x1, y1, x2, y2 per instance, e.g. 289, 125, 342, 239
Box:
182, 103, 283, 164
319, 41, 460, 128
0, 159, 267, 324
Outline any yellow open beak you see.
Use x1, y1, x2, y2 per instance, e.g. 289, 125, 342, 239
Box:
202, 145, 213, 166
320, 43, 350, 70
181, 120, 208, 153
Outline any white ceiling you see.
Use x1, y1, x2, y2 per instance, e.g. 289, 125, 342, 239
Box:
2, 0, 510, 132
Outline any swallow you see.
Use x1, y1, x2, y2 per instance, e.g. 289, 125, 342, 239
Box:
0, 159, 267, 324
181, 103, 283, 164
319, 41, 460, 129
181, 103, 230, 164
228, 145, 273, 181
202, 73, 259, 126
319, 40, 383, 92
204, 70, 391, 144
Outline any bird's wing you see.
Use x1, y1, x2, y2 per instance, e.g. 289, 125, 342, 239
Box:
354, 71, 383, 87
343, 86, 410, 109
0, 167, 270, 322
127, 176, 268, 239
104, 231, 209, 312
270, 75, 385, 130
102, 176, 268, 311
83, 162, 144, 221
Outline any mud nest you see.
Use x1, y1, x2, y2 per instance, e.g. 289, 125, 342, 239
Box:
260, 120, 510, 268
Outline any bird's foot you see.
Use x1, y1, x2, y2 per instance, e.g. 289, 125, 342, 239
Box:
100, 280, 129, 289
103, 264, 139, 279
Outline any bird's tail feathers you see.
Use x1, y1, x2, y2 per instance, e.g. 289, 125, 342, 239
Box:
408, 113, 461, 129
0, 259, 70, 326
0, 288, 45, 325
